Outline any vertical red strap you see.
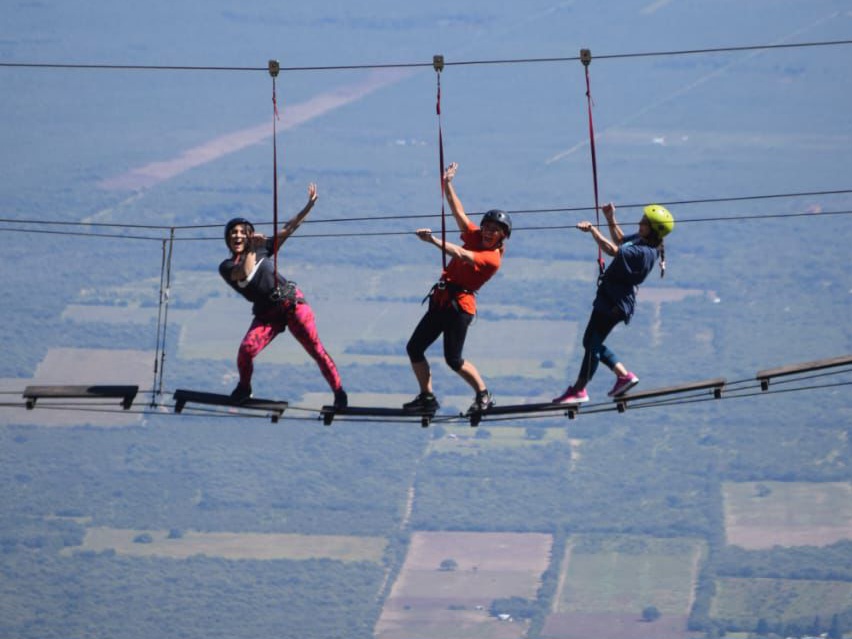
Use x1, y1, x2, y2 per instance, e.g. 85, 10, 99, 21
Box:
272, 76, 280, 277
583, 62, 605, 278
436, 70, 447, 271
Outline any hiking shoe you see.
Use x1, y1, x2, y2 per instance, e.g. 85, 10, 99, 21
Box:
552, 386, 589, 405
467, 390, 494, 415
403, 392, 439, 413
608, 372, 639, 397
333, 388, 348, 410
229, 383, 253, 404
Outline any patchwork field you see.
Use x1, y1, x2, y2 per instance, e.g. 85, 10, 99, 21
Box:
723, 480, 852, 549
375, 531, 552, 639
542, 535, 705, 639
67, 526, 387, 562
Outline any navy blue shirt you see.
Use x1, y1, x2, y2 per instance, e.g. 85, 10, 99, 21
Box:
593, 233, 658, 323
219, 239, 288, 316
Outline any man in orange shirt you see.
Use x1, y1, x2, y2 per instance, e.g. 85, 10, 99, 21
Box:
404, 162, 511, 415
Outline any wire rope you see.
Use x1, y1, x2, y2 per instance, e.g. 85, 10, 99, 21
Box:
2, 39, 851, 73
4, 187, 852, 230
2, 191, 851, 241
434, 56, 448, 271
4, 367, 849, 425
2, 208, 851, 242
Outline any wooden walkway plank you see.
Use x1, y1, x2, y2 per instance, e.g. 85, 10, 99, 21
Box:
172, 389, 288, 422
614, 378, 726, 413
22, 385, 139, 410
466, 402, 580, 426
320, 405, 435, 427
756, 354, 852, 390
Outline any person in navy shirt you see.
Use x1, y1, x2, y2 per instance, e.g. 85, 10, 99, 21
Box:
553, 202, 674, 404
219, 183, 347, 408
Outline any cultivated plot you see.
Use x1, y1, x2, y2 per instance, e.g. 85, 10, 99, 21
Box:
543, 535, 705, 639
723, 480, 852, 549
376, 531, 552, 639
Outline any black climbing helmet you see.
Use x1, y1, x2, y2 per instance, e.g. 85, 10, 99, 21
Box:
481, 209, 512, 238
224, 217, 254, 247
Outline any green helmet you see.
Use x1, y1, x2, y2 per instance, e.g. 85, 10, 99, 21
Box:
643, 205, 674, 238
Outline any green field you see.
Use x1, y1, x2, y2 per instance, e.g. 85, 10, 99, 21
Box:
555, 535, 706, 615
711, 577, 852, 624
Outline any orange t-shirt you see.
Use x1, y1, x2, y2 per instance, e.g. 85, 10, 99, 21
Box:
433, 226, 503, 314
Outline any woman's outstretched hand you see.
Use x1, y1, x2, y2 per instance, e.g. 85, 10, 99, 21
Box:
442, 162, 458, 184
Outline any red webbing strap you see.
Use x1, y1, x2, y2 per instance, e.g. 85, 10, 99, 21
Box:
581, 49, 605, 280
434, 55, 447, 271
271, 67, 281, 280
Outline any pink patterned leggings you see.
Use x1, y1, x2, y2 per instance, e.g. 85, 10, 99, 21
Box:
236, 299, 342, 392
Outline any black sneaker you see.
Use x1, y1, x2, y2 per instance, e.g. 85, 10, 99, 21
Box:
333, 388, 348, 409
229, 384, 252, 404
403, 392, 439, 413
467, 390, 494, 415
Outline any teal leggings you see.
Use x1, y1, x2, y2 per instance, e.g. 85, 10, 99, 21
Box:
575, 307, 624, 389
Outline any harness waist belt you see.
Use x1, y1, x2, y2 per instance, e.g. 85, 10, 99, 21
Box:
422, 280, 476, 305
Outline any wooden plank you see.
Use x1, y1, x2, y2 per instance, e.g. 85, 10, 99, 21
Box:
466, 402, 579, 426
22, 385, 139, 410
614, 378, 726, 412
757, 354, 852, 390
320, 405, 435, 427
173, 389, 288, 422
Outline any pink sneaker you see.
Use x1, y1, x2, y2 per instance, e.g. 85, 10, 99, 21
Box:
552, 386, 589, 404
608, 372, 639, 397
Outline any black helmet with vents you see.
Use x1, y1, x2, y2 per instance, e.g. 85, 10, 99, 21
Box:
482, 209, 512, 238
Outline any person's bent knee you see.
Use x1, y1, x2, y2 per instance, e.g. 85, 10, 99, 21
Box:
406, 341, 426, 363
445, 356, 464, 372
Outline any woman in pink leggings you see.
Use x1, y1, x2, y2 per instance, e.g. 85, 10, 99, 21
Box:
218, 183, 347, 408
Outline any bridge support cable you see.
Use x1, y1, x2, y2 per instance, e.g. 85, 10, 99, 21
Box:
580, 48, 605, 279
269, 60, 283, 283
433, 54, 447, 270
151, 229, 175, 407
10, 356, 851, 424
578, 48, 606, 389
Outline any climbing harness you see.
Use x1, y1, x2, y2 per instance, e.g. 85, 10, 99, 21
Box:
268, 279, 303, 307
